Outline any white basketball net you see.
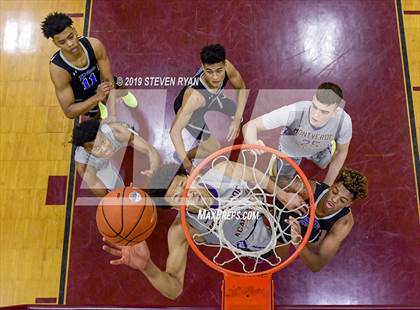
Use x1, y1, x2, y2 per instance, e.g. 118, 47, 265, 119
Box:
185, 149, 310, 273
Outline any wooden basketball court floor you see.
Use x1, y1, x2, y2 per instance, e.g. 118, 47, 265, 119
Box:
1, 0, 420, 308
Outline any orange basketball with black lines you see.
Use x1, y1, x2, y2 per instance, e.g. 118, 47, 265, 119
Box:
96, 187, 157, 245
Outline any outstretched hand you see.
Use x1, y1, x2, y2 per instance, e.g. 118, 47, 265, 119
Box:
281, 192, 307, 215
102, 238, 150, 271
252, 139, 266, 155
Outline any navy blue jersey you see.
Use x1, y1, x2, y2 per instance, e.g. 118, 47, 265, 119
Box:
173, 67, 236, 141
278, 181, 351, 244
50, 37, 101, 114
174, 67, 229, 113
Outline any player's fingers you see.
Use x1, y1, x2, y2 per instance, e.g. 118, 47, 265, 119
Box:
99, 83, 110, 90
289, 216, 298, 226
294, 206, 303, 216
291, 224, 299, 236
256, 140, 266, 154
251, 146, 264, 155
292, 221, 300, 235
109, 258, 124, 265
102, 237, 123, 250
100, 81, 111, 88
102, 245, 122, 257
226, 128, 234, 141
230, 128, 239, 141
298, 201, 308, 214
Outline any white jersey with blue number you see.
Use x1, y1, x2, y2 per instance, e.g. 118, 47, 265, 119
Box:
186, 168, 271, 252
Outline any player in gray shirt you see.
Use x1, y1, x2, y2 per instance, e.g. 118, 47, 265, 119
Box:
243, 82, 352, 185
72, 119, 160, 197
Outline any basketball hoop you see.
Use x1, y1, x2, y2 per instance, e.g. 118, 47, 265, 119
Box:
180, 144, 315, 310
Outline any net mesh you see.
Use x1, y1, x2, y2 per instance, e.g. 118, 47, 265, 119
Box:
185, 149, 310, 273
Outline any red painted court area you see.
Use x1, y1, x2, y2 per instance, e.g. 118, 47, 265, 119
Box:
65, 0, 420, 307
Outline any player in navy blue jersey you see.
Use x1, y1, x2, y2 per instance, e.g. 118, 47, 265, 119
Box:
41, 12, 127, 119
275, 168, 368, 272
171, 44, 247, 172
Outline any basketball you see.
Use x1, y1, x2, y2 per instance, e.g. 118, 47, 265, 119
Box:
96, 187, 157, 246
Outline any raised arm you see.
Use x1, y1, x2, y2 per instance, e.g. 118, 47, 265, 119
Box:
242, 104, 296, 145
142, 218, 190, 299
170, 89, 204, 172
90, 37, 115, 87
225, 60, 246, 141
242, 116, 268, 145
89, 37, 119, 118
49, 63, 111, 119
214, 161, 305, 209
277, 176, 316, 201
102, 217, 191, 300
290, 215, 353, 272
110, 123, 160, 175
75, 162, 108, 197
323, 142, 350, 186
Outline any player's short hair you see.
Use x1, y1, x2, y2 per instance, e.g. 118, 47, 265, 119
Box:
146, 163, 188, 207
315, 82, 343, 106
336, 168, 368, 200
200, 44, 226, 65
71, 119, 100, 146
41, 12, 73, 39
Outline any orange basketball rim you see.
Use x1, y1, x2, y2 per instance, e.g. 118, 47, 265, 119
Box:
180, 144, 316, 310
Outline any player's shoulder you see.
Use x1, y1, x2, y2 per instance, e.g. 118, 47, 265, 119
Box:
331, 210, 354, 239
336, 106, 352, 122
342, 109, 352, 124
225, 59, 238, 75
225, 59, 234, 68
85, 36, 102, 46
169, 218, 190, 243
74, 146, 90, 163
313, 180, 330, 195
49, 62, 70, 84
85, 36, 106, 54
49, 50, 61, 63
184, 87, 206, 105
200, 165, 228, 187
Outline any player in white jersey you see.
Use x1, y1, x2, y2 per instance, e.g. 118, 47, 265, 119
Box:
72, 119, 160, 197
243, 82, 352, 185
179, 167, 273, 252
102, 161, 303, 299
